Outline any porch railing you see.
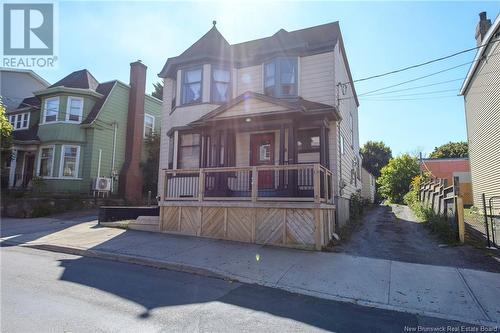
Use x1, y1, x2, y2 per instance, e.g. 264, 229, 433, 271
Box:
163, 163, 333, 204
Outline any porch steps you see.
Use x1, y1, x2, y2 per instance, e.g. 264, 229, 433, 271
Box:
128, 216, 159, 233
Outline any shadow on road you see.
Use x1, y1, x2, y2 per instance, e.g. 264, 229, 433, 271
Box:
56, 254, 425, 331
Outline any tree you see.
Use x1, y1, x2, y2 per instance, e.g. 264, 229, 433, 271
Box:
152, 81, 163, 100
140, 133, 160, 197
377, 154, 420, 204
360, 141, 392, 178
1, 98, 13, 188
429, 141, 468, 158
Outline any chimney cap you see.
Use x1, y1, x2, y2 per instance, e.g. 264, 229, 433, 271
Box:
479, 12, 487, 20
130, 60, 147, 68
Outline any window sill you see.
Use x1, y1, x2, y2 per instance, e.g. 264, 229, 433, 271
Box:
12, 127, 30, 131
38, 176, 83, 180
40, 121, 82, 125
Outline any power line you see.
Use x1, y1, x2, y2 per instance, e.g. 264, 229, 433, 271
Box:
359, 95, 458, 102
357, 50, 500, 97
351, 38, 500, 83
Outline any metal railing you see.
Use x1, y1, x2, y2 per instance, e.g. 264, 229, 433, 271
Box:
163, 163, 333, 203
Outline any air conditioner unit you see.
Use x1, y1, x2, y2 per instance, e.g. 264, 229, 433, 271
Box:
93, 177, 111, 191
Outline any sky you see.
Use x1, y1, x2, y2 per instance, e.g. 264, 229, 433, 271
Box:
34, 1, 500, 156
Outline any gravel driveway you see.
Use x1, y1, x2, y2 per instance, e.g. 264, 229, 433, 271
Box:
335, 204, 500, 273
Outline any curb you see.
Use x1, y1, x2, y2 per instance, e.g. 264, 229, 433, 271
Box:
3, 239, 499, 328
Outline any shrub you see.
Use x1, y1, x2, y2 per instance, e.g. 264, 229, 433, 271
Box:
349, 191, 364, 221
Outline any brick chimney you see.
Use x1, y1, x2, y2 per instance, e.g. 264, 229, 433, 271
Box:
119, 60, 147, 203
475, 12, 492, 46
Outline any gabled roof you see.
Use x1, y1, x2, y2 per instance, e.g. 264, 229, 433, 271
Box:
159, 22, 341, 78
190, 91, 340, 126
460, 14, 500, 95
158, 21, 359, 106
49, 69, 99, 90
0, 67, 50, 87
81, 81, 117, 125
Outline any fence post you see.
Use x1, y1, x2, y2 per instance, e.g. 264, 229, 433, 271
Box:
457, 197, 465, 244
482, 193, 491, 248
251, 166, 258, 202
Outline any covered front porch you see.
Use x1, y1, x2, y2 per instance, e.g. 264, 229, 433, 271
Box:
8, 146, 38, 189
159, 92, 340, 250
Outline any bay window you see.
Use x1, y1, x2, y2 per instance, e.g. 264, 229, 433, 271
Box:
67, 97, 84, 122
211, 67, 231, 103
178, 133, 200, 169
43, 97, 59, 123
181, 67, 202, 105
59, 145, 80, 178
38, 146, 55, 177
264, 58, 297, 97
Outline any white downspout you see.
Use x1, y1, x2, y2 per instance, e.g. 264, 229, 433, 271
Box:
111, 122, 117, 192
97, 149, 102, 178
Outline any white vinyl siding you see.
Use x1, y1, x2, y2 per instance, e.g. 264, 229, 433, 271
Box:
464, 34, 500, 211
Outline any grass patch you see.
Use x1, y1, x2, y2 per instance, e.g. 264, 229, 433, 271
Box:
411, 203, 458, 245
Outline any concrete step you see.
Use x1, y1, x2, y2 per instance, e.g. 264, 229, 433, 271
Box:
128, 223, 159, 233
135, 216, 159, 225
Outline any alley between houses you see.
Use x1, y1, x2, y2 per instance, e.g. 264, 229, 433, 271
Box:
335, 205, 500, 273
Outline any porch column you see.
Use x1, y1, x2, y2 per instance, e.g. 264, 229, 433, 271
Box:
279, 125, 286, 189
287, 122, 298, 196
320, 124, 327, 167
8, 149, 17, 188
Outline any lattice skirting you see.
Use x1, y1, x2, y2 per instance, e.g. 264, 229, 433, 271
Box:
159, 205, 336, 250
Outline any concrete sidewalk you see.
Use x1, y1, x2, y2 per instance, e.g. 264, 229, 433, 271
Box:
1, 217, 499, 327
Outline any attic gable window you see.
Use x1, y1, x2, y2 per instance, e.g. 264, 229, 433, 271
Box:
181, 67, 202, 105
264, 58, 297, 98
211, 67, 231, 103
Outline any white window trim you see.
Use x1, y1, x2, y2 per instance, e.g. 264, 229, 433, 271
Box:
65, 96, 84, 123
59, 145, 81, 179
36, 145, 56, 178
9, 113, 30, 130
144, 113, 155, 138
43, 97, 60, 124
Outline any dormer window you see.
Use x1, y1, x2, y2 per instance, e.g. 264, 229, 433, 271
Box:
211, 67, 231, 103
9, 113, 29, 130
264, 58, 297, 97
181, 67, 202, 105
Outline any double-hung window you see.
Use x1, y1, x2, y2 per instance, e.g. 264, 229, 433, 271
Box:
264, 58, 297, 97
181, 67, 202, 105
178, 133, 200, 169
144, 114, 155, 138
38, 146, 55, 177
44, 97, 59, 123
211, 67, 231, 103
60, 145, 80, 178
9, 113, 29, 130
67, 97, 84, 122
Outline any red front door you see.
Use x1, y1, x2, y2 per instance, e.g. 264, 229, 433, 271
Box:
250, 133, 275, 189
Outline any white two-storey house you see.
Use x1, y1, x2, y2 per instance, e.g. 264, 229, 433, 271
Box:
157, 21, 361, 250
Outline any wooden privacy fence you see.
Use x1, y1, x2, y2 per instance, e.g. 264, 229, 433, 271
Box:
418, 178, 465, 243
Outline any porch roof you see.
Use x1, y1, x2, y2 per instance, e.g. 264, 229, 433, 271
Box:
189, 91, 341, 127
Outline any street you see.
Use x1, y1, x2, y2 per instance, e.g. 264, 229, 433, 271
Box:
1, 246, 478, 333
